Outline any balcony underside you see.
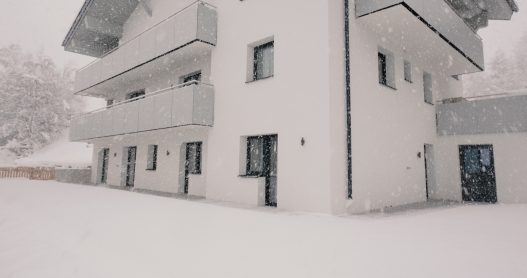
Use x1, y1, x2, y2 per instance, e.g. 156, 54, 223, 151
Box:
75, 41, 213, 97
356, 2, 484, 75
70, 84, 214, 142
73, 2, 217, 94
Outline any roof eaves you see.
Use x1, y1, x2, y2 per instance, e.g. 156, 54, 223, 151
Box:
506, 0, 519, 12
62, 0, 95, 47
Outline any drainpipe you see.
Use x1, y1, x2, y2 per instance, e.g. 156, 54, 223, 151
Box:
344, 0, 352, 199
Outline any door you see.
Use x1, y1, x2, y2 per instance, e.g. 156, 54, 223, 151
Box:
424, 144, 434, 200
99, 148, 110, 184
184, 142, 202, 194
125, 146, 137, 188
459, 145, 497, 203
263, 135, 278, 207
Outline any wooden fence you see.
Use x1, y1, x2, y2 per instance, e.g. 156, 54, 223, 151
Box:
0, 167, 55, 180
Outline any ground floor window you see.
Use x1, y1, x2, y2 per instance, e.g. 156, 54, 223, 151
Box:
186, 142, 202, 175
146, 145, 158, 171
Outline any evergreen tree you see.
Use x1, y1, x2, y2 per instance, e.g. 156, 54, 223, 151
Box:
0, 45, 76, 156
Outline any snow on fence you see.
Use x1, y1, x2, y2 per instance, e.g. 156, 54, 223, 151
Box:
0, 167, 55, 180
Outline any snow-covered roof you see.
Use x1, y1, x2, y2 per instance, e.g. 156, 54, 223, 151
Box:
445, 0, 519, 31
62, 0, 139, 57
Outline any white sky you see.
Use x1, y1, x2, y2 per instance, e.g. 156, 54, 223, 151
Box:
0, 0, 525, 69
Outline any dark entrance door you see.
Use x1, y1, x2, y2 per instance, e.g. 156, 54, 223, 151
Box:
459, 145, 497, 203
246, 135, 278, 207
99, 148, 110, 184
125, 146, 137, 188
263, 135, 278, 207
424, 144, 434, 200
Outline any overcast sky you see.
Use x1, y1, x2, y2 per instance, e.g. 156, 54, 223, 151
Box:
0, 0, 525, 69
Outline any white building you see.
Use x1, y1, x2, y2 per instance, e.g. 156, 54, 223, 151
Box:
64, 0, 519, 214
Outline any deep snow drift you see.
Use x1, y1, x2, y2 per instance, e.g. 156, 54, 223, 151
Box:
14, 130, 92, 168
0, 179, 526, 278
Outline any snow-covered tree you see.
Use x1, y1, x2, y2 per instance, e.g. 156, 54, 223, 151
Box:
0, 45, 76, 156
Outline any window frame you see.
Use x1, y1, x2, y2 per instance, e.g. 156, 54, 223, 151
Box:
126, 89, 146, 101
146, 144, 158, 171
423, 72, 434, 105
377, 48, 396, 90
252, 41, 274, 81
246, 136, 264, 177
404, 60, 412, 83
180, 71, 202, 85
186, 142, 202, 175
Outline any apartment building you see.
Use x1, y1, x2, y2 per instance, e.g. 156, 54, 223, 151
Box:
64, 0, 518, 214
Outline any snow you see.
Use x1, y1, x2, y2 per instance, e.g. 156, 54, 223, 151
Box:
14, 130, 92, 168
0, 149, 17, 167
0, 179, 526, 278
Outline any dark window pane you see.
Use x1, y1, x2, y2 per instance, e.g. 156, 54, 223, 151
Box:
187, 142, 202, 175
378, 52, 387, 85
183, 71, 202, 85
247, 137, 264, 175
147, 145, 157, 170
253, 42, 274, 80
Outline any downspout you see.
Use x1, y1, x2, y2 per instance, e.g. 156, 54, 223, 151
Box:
344, 0, 352, 199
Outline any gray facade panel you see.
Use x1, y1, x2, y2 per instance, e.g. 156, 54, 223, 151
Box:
437, 95, 527, 136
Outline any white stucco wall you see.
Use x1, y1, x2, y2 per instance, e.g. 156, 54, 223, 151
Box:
435, 133, 527, 204
81, 0, 522, 216
90, 126, 209, 196
203, 0, 335, 213
346, 0, 464, 213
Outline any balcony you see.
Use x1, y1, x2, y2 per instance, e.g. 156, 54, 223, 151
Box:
70, 82, 214, 141
73, 1, 217, 94
355, 0, 486, 74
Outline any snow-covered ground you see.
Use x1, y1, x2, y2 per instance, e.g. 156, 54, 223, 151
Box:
0, 179, 526, 278
14, 130, 92, 168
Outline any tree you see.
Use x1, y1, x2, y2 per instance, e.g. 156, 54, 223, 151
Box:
0, 45, 76, 156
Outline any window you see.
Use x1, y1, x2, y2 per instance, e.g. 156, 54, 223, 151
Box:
246, 136, 265, 176
378, 48, 395, 89
423, 72, 433, 105
106, 99, 114, 107
404, 60, 412, 83
452, 75, 460, 81
181, 71, 202, 85
186, 142, 202, 175
253, 41, 274, 81
146, 145, 158, 171
378, 53, 387, 85
126, 89, 145, 101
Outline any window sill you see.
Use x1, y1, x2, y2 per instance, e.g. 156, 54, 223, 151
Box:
239, 174, 262, 178
246, 75, 274, 84
424, 101, 435, 106
404, 80, 413, 84
379, 82, 397, 91
146, 169, 157, 172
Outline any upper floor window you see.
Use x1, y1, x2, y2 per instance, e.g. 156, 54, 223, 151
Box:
378, 48, 395, 89
404, 60, 412, 83
423, 72, 433, 105
146, 144, 158, 171
181, 71, 202, 85
106, 99, 114, 107
253, 41, 274, 81
126, 89, 145, 101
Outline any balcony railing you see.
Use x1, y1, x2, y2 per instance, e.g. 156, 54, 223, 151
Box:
74, 1, 217, 93
70, 81, 214, 141
355, 0, 484, 72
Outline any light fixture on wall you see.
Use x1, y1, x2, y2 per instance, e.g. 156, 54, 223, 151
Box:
114, 153, 117, 157
301, 137, 306, 146
166, 150, 170, 156
417, 152, 422, 159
